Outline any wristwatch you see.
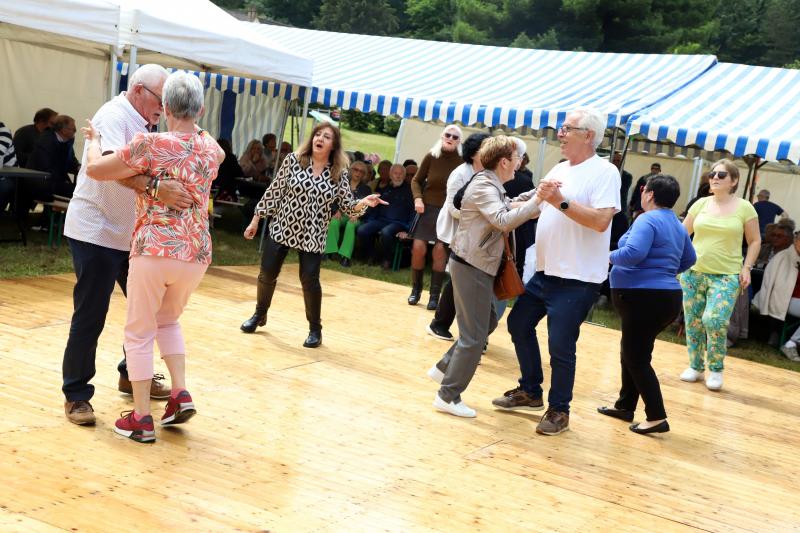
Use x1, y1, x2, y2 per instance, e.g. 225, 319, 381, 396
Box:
559, 199, 570, 211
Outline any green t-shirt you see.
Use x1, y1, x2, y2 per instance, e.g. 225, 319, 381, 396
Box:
689, 196, 757, 274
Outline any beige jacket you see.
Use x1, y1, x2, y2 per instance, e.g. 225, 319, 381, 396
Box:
450, 170, 540, 276
753, 245, 800, 320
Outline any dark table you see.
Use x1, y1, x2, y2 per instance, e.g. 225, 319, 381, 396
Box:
0, 166, 51, 245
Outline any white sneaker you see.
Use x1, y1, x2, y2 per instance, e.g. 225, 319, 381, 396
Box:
427, 364, 444, 384
433, 394, 476, 418
680, 367, 704, 382
705, 371, 723, 391
781, 344, 800, 362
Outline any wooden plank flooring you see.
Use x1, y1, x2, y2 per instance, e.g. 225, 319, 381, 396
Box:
0, 264, 799, 532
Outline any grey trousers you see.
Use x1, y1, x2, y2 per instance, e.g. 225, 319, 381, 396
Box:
436, 258, 498, 403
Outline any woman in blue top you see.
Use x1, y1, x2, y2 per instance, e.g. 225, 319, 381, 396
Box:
597, 175, 696, 435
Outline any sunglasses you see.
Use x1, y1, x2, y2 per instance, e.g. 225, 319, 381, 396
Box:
709, 170, 729, 179
443, 133, 460, 140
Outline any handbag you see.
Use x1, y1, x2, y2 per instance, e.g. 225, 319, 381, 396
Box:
494, 232, 525, 300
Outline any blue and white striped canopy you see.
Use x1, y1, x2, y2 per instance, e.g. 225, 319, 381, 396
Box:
628, 63, 800, 163
245, 23, 716, 130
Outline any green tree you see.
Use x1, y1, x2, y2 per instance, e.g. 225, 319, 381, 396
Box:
405, 0, 455, 41
761, 0, 800, 66
314, 0, 399, 35
251, 0, 320, 28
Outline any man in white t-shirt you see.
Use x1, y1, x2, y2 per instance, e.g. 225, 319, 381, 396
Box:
493, 108, 620, 436
61, 64, 193, 426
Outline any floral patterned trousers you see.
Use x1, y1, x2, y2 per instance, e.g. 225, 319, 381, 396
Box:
679, 270, 740, 372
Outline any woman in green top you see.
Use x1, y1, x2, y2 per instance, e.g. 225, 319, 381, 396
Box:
679, 159, 761, 391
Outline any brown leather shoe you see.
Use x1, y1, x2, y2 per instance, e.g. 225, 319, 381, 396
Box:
536, 409, 570, 436
65, 400, 96, 425
118, 373, 171, 400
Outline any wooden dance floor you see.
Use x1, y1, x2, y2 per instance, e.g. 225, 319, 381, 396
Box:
1, 265, 799, 532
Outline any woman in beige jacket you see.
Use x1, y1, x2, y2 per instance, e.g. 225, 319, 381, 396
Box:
427, 135, 542, 418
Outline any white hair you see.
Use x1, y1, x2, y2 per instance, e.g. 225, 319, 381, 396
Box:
570, 107, 606, 149
430, 124, 463, 158
162, 71, 205, 120
128, 64, 169, 91
512, 137, 527, 157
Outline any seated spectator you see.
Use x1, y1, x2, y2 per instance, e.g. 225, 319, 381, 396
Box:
261, 133, 277, 174
371, 159, 391, 193
239, 140, 269, 182
356, 163, 414, 269
13, 107, 57, 168
753, 230, 800, 357
753, 189, 787, 236
24, 114, 80, 206
0, 120, 18, 214
278, 141, 293, 167
755, 220, 795, 269
214, 138, 244, 201
325, 161, 373, 267
403, 159, 418, 183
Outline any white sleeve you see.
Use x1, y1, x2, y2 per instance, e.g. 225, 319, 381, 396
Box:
590, 165, 621, 212
94, 108, 128, 154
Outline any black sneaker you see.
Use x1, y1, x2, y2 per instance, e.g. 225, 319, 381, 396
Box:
426, 323, 454, 341
491, 387, 544, 411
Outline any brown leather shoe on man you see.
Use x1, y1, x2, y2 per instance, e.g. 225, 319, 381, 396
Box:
536, 409, 570, 436
491, 387, 544, 411
118, 373, 171, 400
64, 400, 96, 425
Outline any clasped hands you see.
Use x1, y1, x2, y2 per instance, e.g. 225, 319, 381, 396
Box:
534, 179, 564, 206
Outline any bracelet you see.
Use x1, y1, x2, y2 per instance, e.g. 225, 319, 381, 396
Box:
743, 264, 753, 270
153, 177, 161, 199
145, 177, 155, 196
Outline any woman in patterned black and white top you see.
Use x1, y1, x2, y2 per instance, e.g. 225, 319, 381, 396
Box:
241, 122, 386, 347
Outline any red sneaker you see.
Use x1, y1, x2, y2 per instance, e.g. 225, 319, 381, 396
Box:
161, 390, 196, 426
114, 411, 155, 443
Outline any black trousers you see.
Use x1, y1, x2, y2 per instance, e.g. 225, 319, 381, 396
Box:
430, 277, 455, 330
62, 238, 130, 402
611, 288, 682, 421
258, 235, 323, 331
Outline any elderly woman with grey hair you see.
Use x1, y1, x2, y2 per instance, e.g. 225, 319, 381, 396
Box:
82, 71, 224, 444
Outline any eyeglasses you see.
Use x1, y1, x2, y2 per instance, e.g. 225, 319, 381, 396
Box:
708, 170, 729, 179
443, 133, 460, 140
140, 84, 163, 107
558, 125, 588, 135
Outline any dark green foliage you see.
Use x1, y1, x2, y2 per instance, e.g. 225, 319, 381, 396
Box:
383, 115, 402, 136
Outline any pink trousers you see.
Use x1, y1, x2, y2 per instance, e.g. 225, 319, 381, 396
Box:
123, 255, 208, 381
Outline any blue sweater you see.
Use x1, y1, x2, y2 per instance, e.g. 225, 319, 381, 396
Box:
609, 208, 696, 290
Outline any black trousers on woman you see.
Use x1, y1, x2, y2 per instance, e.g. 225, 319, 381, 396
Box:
256, 235, 323, 332
611, 288, 683, 421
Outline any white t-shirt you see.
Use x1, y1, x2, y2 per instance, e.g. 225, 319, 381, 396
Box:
535, 154, 620, 283
64, 94, 147, 251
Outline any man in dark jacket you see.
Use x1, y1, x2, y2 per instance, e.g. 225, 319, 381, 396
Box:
24, 114, 80, 205
13, 107, 58, 168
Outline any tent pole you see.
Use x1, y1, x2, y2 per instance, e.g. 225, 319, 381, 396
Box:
298, 87, 312, 144
534, 136, 547, 183
108, 46, 119, 100
742, 156, 755, 200
609, 127, 619, 155
272, 99, 291, 177
128, 46, 138, 80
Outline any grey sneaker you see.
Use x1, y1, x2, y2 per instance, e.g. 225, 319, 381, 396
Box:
492, 387, 544, 411
781, 344, 800, 362
536, 409, 570, 436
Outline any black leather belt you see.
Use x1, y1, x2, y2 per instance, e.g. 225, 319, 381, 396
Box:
450, 253, 472, 267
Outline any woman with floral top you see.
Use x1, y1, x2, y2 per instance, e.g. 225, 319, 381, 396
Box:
83, 71, 224, 443
241, 123, 386, 347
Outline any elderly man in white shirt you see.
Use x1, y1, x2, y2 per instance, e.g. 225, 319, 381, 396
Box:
494, 108, 620, 436
61, 64, 193, 426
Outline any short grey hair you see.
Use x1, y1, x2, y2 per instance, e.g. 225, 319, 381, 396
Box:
512, 137, 527, 157
128, 63, 168, 91
570, 107, 606, 149
162, 71, 204, 120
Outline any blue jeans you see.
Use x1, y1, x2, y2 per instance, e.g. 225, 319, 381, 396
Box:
506, 271, 600, 413
356, 218, 407, 263
62, 238, 130, 401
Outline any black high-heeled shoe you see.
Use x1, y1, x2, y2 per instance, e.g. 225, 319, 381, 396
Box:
629, 420, 670, 435
240, 313, 266, 333
597, 406, 634, 422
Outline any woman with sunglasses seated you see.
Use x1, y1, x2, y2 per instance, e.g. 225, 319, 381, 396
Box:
597, 175, 695, 434
679, 160, 760, 391
407, 125, 463, 310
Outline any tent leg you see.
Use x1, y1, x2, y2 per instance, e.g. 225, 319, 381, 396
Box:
534, 137, 547, 183
128, 46, 138, 80
108, 46, 119, 100
298, 88, 312, 144
272, 99, 291, 176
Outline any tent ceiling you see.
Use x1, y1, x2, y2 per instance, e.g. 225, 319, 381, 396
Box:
628, 63, 800, 164
245, 23, 716, 131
